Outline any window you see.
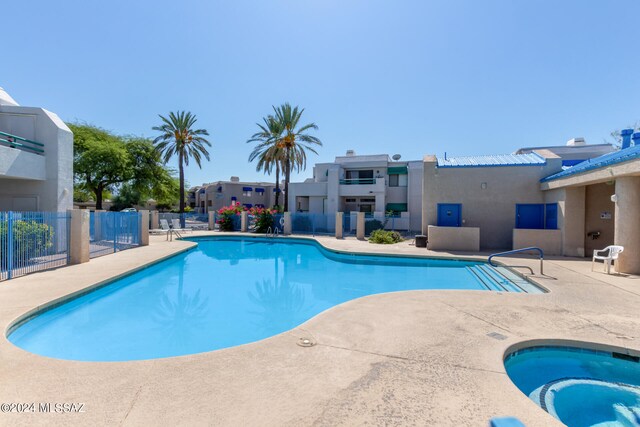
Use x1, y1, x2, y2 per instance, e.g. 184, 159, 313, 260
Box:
345, 198, 356, 203
242, 187, 252, 197
515, 203, 558, 229
208, 200, 212, 206
388, 174, 408, 187
359, 170, 373, 179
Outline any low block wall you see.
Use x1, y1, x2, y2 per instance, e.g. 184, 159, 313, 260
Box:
512, 229, 562, 256
427, 225, 480, 252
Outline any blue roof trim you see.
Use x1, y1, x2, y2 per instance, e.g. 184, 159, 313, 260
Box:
541, 145, 640, 182
437, 152, 546, 168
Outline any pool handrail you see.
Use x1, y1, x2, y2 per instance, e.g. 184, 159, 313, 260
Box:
488, 247, 544, 275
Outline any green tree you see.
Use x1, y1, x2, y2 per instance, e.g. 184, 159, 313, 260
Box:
247, 116, 285, 208
124, 137, 181, 205
71, 124, 133, 210
273, 103, 322, 211
152, 111, 211, 216
71, 124, 179, 210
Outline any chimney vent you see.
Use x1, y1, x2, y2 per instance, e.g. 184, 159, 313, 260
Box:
345, 150, 356, 156
621, 129, 634, 150
230, 176, 240, 182
566, 137, 586, 147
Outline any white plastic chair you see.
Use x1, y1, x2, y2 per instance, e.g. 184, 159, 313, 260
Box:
171, 218, 192, 233
150, 219, 170, 235
592, 245, 624, 274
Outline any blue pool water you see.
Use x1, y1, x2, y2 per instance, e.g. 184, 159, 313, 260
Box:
505, 345, 640, 427
9, 237, 538, 361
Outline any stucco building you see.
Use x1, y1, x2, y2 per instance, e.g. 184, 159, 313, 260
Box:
0, 87, 73, 212
189, 177, 280, 213
422, 135, 640, 274
287, 151, 423, 232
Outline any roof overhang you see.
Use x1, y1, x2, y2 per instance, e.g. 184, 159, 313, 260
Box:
541, 158, 640, 190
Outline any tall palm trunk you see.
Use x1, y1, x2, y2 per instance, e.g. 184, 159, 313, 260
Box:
274, 163, 280, 208
178, 152, 185, 226
284, 148, 291, 212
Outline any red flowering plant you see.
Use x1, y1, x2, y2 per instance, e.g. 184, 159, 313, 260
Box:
248, 206, 278, 233
217, 203, 243, 231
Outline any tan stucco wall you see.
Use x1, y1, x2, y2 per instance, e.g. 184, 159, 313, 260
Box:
201, 182, 277, 212
545, 187, 586, 257
614, 176, 640, 274
584, 182, 615, 256
423, 155, 563, 250
512, 229, 562, 255
427, 225, 480, 251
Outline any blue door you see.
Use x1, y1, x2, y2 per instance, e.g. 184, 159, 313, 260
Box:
515, 204, 544, 229
437, 203, 461, 227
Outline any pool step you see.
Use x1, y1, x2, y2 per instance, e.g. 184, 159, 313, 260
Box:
467, 265, 526, 293
493, 266, 542, 293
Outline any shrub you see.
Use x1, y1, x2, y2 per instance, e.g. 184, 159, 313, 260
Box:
0, 220, 54, 268
249, 206, 278, 233
365, 219, 383, 235
368, 229, 403, 244
217, 204, 243, 231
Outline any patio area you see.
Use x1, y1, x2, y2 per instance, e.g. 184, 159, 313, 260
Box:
0, 231, 638, 426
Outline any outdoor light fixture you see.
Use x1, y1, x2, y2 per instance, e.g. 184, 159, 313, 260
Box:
611, 194, 618, 203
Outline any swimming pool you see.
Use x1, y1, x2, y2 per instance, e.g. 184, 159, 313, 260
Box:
505, 344, 640, 427
8, 237, 541, 361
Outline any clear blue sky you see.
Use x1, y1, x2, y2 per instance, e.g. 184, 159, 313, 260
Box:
4, 1, 639, 187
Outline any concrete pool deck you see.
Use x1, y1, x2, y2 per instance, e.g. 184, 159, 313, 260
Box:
0, 232, 639, 426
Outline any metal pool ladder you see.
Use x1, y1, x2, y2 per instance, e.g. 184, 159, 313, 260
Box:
265, 227, 280, 238
488, 247, 544, 275
167, 229, 183, 241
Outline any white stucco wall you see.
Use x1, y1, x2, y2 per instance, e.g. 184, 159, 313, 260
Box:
0, 100, 73, 212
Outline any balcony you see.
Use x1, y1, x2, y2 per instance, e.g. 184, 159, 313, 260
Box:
0, 145, 46, 181
338, 178, 376, 185
339, 177, 385, 196
0, 131, 45, 155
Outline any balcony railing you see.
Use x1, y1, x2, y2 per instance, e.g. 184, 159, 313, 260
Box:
339, 178, 376, 185
0, 131, 44, 155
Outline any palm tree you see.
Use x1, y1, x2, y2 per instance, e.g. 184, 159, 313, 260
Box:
153, 111, 211, 217
247, 116, 285, 208
272, 103, 322, 211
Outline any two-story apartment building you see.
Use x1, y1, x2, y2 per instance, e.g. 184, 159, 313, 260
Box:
289, 140, 616, 240
287, 151, 423, 232
189, 177, 280, 213
0, 87, 73, 212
